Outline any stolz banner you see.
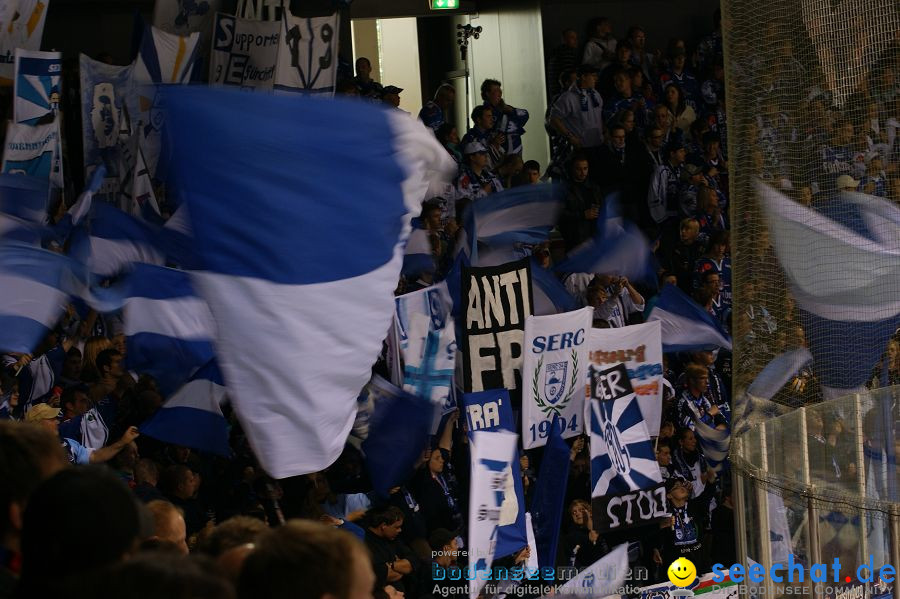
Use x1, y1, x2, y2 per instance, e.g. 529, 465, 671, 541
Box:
2, 120, 57, 185
79, 54, 136, 203
394, 282, 456, 433
461, 257, 533, 395
13, 49, 60, 125
589, 363, 666, 532
273, 12, 339, 95
521, 307, 593, 449
587, 321, 663, 436
209, 13, 280, 91
0, 0, 50, 84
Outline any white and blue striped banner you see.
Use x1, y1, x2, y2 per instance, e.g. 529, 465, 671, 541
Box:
70, 201, 164, 278
646, 284, 732, 352
164, 86, 455, 478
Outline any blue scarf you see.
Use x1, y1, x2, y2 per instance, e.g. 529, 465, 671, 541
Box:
577, 87, 601, 112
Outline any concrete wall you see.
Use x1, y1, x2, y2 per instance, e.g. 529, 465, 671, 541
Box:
378, 18, 424, 114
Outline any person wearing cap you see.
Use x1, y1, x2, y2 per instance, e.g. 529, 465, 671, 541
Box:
418, 84, 455, 131
647, 136, 687, 229
455, 141, 503, 200
381, 85, 403, 109
659, 47, 699, 110
481, 78, 529, 156
27, 402, 139, 465
836, 174, 860, 192
549, 64, 604, 164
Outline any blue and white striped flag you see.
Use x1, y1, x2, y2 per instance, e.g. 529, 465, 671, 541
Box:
123, 263, 216, 396
164, 86, 455, 478
531, 261, 578, 316
692, 417, 730, 473
554, 221, 656, 287
646, 284, 732, 352
0, 173, 48, 224
758, 181, 900, 398
140, 360, 230, 456
0, 243, 72, 353
52, 165, 105, 244
401, 225, 435, 277
70, 201, 164, 278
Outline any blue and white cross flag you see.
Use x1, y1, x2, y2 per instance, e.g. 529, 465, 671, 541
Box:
589, 363, 667, 532
163, 86, 455, 479
468, 429, 519, 599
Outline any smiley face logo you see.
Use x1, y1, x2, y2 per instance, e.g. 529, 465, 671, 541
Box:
667, 557, 697, 587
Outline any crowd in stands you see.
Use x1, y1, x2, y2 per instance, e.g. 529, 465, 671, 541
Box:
2, 7, 899, 599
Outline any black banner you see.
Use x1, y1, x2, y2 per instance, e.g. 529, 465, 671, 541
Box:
461, 258, 533, 395
592, 483, 668, 532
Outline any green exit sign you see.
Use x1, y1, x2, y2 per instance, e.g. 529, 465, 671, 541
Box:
431, 0, 458, 9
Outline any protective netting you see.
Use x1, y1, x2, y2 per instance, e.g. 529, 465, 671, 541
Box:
722, 0, 900, 400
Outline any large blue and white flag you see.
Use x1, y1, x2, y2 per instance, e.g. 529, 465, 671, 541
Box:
459, 184, 563, 260
554, 221, 656, 287
402, 225, 435, 278
273, 12, 340, 95
394, 282, 456, 431
0, 174, 49, 245
13, 49, 61, 126
163, 86, 455, 478
51, 165, 105, 245
758, 181, 900, 399
529, 414, 571, 570
552, 543, 629, 599
140, 360, 230, 456
746, 347, 813, 400
531, 261, 578, 316
692, 417, 730, 473
70, 201, 164, 278
123, 263, 216, 396
0, 243, 71, 353
468, 429, 519, 599
646, 284, 732, 352
79, 55, 137, 204
463, 388, 528, 560
521, 307, 593, 448
360, 374, 435, 498
589, 363, 667, 532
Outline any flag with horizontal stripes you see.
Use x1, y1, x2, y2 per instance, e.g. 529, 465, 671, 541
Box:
691, 416, 730, 473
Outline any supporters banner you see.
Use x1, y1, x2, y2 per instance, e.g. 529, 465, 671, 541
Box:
521, 307, 592, 449
468, 429, 518, 599
0, 0, 49, 84
461, 257, 533, 394
209, 13, 280, 91
13, 49, 60, 125
589, 363, 666, 532
273, 12, 339, 95
462, 388, 528, 560
1, 120, 58, 186
587, 321, 663, 436
79, 54, 136, 204
395, 282, 456, 432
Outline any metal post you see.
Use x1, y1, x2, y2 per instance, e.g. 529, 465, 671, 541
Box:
855, 394, 869, 564
757, 424, 776, 598
800, 408, 820, 599
733, 435, 750, 565
890, 509, 900, 588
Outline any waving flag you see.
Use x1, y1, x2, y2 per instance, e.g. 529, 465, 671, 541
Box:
0, 244, 71, 353
552, 543, 629, 599
0, 174, 49, 245
758, 181, 900, 398
163, 86, 455, 478
140, 360, 230, 456
531, 261, 578, 316
589, 363, 666, 532
554, 221, 656, 287
646, 284, 732, 352
692, 417, 730, 473
70, 201, 164, 278
360, 375, 435, 498
402, 226, 435, 277
746, 347, 813, 400
529, 414, 571, 570
123, 263, 216, 396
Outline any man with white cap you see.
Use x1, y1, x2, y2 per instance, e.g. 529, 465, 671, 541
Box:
836, 174, 860, 192
456, 141, 503, 200
26, 402, 139, 465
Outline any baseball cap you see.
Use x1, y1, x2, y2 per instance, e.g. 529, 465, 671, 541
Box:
836, 174, 859, 190
462, 141, 488, 155
382, 85, 403, 95
26, 403, 61, 422
680, 163, 703, 181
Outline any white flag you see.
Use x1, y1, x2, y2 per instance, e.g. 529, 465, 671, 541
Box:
469, 430, 518, 599
554, 543, 628, 598
521, 307, 593, 448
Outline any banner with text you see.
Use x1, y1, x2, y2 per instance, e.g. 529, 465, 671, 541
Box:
273, 12, 339, 95
0, 0, 49, 84
2, 119, 57, 185
13, 49, 60, 125
461, 257, 533, 396
521, 307, 593, 449
587, 321, 663, 436
590, 363, 666, 532
209, 13, 279, 91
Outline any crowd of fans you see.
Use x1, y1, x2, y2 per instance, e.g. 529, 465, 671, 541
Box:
2, 7, 900, 599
